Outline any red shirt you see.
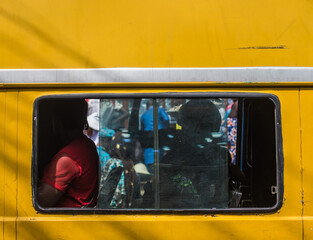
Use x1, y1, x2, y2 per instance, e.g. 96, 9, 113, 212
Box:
42, 136, 99, 207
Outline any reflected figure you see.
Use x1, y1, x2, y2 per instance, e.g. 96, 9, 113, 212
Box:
98, 132, 136, 208
140, 100, 170, 173
227, 99, 238, 164
100, 100, 129, 131
159, 99, 228, 208
220, 98, 238, 164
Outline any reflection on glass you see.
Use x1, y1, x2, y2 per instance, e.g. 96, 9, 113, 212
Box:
85, 98, 238, 209
159, 99, 228, 208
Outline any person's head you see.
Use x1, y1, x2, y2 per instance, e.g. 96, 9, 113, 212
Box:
85, 112, 100, 141
51, 99, 88, 146
107, 131, 132, 161
87, 112, 100, 131
146, 100, 153, 109
178, 99, 221, 143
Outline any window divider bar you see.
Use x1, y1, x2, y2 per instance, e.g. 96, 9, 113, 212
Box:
153, 99, 160, 209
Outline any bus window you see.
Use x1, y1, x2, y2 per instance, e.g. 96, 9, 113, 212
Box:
33, 94, 282, 212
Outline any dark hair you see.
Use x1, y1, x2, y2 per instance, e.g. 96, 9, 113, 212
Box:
107, 131, 132, 160
178, 99, 221, 132
53, 99, 88, 130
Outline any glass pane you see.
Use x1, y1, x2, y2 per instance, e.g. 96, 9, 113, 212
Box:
89, 98, 154, 209
85, 98, 239, 209
36, 96, 279, 211
158, 98, 230, 209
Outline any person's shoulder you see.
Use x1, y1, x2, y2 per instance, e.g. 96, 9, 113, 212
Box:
51, 153, 80, 175
141, 109, 151, 119
56, 154, 77, 168
73, 135, 94, 146
66, 136, 97, 154
103, 158, 123, 171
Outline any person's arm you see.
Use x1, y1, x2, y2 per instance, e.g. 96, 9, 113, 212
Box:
159, 108, 170, 128
38, 182, 64, 207
38, 153, 81, 207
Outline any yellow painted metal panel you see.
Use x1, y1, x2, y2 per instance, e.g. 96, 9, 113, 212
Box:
0, 0, 313, 68
16, 218, 302, 240
299, 89, 312, 215
0, 91, 5, 239
16, 91, 37, 218
299, 89, 313, 239
13, 88, 301, 239
3, 91, 18, 239
274, 89, 302, 217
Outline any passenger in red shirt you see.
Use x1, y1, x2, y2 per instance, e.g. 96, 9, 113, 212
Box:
38, 99, 99, 208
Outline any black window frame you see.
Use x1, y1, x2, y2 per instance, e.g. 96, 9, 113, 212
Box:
32, 92, 283, 214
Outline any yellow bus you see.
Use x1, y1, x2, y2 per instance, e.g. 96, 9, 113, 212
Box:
1, 0, 313, 239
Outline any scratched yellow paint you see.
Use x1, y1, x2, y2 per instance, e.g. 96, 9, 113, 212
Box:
299, 89, 313, 239
3, 88, 299, 240
0, 0, 312, 68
